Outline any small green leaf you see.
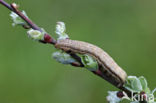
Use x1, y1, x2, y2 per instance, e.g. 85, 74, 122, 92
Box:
80, 54, 98, 71
52, 51, 76, 64
131, 78, 142, 92
10, 10, 28, 26
124, 76, 143, 92
139, 76, 148, 91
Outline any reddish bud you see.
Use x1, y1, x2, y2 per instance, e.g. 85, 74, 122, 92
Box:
44, 34, 52, 43
117, 91, 124, 98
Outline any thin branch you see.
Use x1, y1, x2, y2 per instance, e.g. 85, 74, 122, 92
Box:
10, 4, 42, 31
0, 0, 83, 67
0, 0, 56, 44
0, 0, 12, 10
0, 1, 147, 103
0, 0, 131, 94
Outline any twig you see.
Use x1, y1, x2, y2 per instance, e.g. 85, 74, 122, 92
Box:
0, 0, 82, 67
0, 1, 147, 103
0, 0, 131, 95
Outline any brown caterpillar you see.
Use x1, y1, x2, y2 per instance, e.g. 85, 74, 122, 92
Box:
55, 39, 127, 88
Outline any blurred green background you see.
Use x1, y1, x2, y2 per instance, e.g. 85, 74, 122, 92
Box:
0, 0, 156, 103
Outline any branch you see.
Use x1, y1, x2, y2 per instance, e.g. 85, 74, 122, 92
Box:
0, 0, 83, 67
0, 1, 149, 103
0, 0, 133, 97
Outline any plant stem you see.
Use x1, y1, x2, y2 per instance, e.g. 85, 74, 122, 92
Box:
0, 1, 147, 103
0, 0, 56, 44
0, 0, 12, 10
0, 0, 83, 67
10, 4, 42, 31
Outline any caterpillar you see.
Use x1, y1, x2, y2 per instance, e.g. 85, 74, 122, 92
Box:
55, 39, 127, 88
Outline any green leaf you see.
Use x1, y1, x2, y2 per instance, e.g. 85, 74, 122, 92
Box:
124, 76, 143, 92
10, 10, 28, 26
52, 51, 76, 64
139, 76, 148, 91
80, 54, 98, 71
131, 78, 142, 92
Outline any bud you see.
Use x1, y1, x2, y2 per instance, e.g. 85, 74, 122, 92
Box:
117, 91, 124, 98
55, 21, 69, 40
11, 3, 19, 9
27, 29, 44, 41
10, 10, 28, 26
56, 22, 66, 34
